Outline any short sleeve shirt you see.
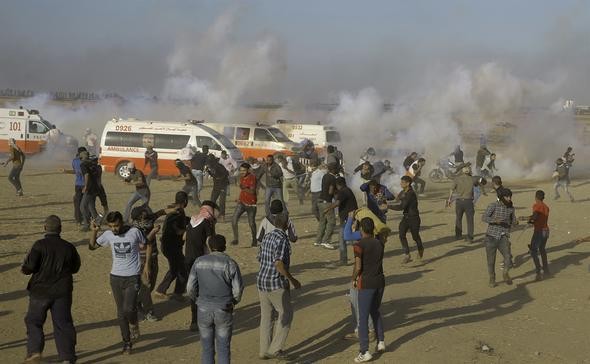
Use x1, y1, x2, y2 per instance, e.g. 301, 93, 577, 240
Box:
320, 173, 337, 202
257, 229, 291, 292
353, 237, 385, 289
239, 174, 257, 205
337, 187, 358, 221
97, 227, 145, 276
532, 201, 549, 231
81, 161, 99, 194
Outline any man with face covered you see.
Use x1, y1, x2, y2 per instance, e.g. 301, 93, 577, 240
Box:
482, 188, 518, 287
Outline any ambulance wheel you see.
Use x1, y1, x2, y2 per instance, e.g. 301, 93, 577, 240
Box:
116, 161, 131, 180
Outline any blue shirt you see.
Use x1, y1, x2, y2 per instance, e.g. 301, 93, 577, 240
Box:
72, 157, 84, 187
359, 182, 395, 223
343, 216, 362, 241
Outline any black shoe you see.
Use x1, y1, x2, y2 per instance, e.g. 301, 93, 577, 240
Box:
503, 271, 513, 285
122, 342, 132, 355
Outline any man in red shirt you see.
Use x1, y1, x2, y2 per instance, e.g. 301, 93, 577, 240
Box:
527, 190, 550, 281
231, 163, 258, 247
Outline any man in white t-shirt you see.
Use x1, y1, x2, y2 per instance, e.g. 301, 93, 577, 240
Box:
310, 163, 327, 221
279, 156, 304, 206
89, 211, 154, 355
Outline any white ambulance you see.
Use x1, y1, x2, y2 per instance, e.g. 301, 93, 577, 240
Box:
274, 120, 341, 150
99, 118, 243, 178
0, 107, 55, 154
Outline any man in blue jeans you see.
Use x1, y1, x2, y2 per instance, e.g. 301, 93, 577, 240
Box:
187, 234, 244, 364
352, 217, 386, 363
261, 155, 284, 216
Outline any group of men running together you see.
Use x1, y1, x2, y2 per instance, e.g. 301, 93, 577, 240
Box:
15, 138, 571, 363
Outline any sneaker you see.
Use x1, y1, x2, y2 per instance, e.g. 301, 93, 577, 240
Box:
17, 189, 24, 196
130, 324, 140, 341
503, 270, 513, 285
23, 353, 42, 363
144, 312, 159, 322
354, 351, 373, 363
376, 341, 386, 353
499, 261, 504, 269
321, 242, 337, 250
230, 240, 238, 246
313, 242, 321, 247
121, 341, 132, 355
401, 254, 412, 264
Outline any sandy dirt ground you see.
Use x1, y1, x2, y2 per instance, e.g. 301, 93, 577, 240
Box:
1, 164, 590, 364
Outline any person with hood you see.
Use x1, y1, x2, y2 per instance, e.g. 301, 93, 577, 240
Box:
3, 138, 26, 196
123, 162, 150, 223
553, 157, 574, 202
185, 201, 219, 331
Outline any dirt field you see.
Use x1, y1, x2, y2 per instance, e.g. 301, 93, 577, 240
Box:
1, 164, 590, 364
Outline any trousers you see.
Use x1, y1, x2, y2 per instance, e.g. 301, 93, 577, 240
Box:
110, 275, 140, 343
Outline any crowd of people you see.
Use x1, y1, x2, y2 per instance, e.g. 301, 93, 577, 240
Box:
16, 140, 572, 364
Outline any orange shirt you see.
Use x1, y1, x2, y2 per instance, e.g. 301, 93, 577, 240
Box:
239, 174, 257, 205
532, 201, 549, 231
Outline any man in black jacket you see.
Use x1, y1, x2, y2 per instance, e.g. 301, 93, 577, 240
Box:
390, 176, 424, 264
261, 154, 284, 216
22, 215, 81, 364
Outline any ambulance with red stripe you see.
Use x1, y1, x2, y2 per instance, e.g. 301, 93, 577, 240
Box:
99, 118, 243, 178
204, 122, 299, 159
0, 107, 55, 154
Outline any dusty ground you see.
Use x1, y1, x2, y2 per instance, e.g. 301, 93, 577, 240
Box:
1, 164, 590, 364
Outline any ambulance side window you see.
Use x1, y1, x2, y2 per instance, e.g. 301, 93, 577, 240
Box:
29, 120, 49, 134
154, 134, 190, 149
195, 136, 221, 151
236, 127, 250, 140
223, 127, 235, 139
254, 128, 274, 142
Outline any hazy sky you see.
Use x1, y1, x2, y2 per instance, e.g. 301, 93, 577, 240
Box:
2, 0, 590, 103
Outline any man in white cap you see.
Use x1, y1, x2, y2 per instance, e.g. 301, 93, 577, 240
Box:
3, 138, 26, 196
123, 162, 150, 223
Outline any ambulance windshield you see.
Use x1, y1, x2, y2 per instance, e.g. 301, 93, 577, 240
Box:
268, 128, 291, 142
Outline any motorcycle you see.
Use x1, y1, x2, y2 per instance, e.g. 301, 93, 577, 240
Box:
429, 159, 463, 182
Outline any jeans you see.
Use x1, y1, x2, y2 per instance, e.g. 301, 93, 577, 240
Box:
283, 177, 304, 205
358, 288, 385, 353
80, 192, 98, 227
399, 216, 424, 255
185, 256, 199, 325
316, 202, 336, 245
138, 256, 158, 314
73, 186, 83, 224
258, 288, 293, 357
182, 183, 201, 206
124, 190, 150, 222
311, 192, 321, 221
191, 169, 204, 193
412, 177, 426, 194
146, 167, 158, 186
232, 202, 257, 245
264, 187, 284, 216
8, 164, 23, 192
455, 199, 474, 240
157, 247, 187, 295
211, 185, 227, 216
339, 221, 350, 264
25, 295, 76, 361
349, 287, 373, 332
530, 230, 550, 273
485, 235, 512, 279
198, 306, 233, 364
110, 275, 140, 343
554, 180, 574, 200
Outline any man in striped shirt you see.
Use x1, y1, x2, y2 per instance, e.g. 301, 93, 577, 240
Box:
257, 213, 301, 360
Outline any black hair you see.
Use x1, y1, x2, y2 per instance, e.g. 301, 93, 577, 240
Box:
131, 206, 150, 221
270, 199, 284, 214
368, 179, 379, 188
274, 212, 289, 230
327, 145, 335, 153
401, 175, 413, 183
208, 234, 227, 252
328, 163, 339, 174
492, 176, 502, 186
240, 162, 251, 170
360, 217, 375, 235
175, 191, 189, 204
335, 177, 347, 187
201, 200, 220, 210
418, 158, 426, 163
77, 146, 87, 154
535, 190, 545, 200
44, 215, 61, 233
106, 211, 123, 223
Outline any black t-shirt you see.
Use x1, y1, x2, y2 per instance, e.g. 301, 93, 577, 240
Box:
161, 210, 188, 253
81, 160, 100, 194
185, 219, 215, 260
177, 163, 197, 185
208, 162, 230, 187
354, 237, 385, 289
320, 173, 337, 202
337, 187, 358, 222
191, 152, 208, 171
145, 150, 158, 169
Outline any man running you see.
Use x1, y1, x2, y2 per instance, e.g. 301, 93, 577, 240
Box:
187, 234, 244, 364
553, 157, 574, 202
482, 188, 518, 287
191, 145, 209, 195
22, 215, 80, 364
123, 162, 150, 223
207, 155, 230, 221
89, 211, 149, 354
231, 163, 258, 247
475, 145, 491, 176
323, 177, 358, 264
3, 138, 25, 196
175, 159, 201, 206
408, 158, 426, 195
390, 176, 424, 264
144, 146, 159, 186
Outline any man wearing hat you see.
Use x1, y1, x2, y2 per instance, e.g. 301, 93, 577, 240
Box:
482, 188, 518, 287
123, 162, 150, 223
